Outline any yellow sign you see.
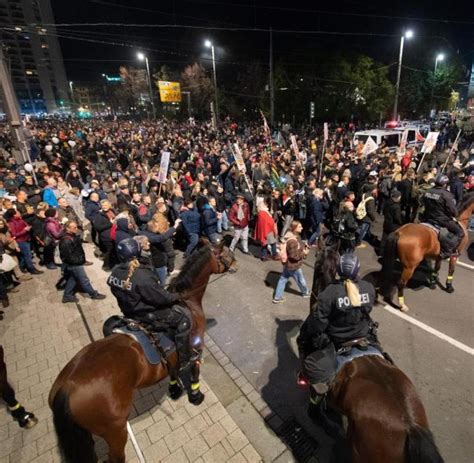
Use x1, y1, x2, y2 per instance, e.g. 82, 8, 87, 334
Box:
157, 81, 181, 103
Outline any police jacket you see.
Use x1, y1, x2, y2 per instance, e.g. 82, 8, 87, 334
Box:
107, 262, 179, 318
303, 279, 375, 346
422, 187, 457, 227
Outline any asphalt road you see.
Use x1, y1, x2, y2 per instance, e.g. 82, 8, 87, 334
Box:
202, 226, 474, 462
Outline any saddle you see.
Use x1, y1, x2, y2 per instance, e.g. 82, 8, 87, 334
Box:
335, 339, 384, 376
421, 223, 459, 256
102, 316, 176, 366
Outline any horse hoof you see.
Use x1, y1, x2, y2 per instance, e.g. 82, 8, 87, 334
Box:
188, 390, 205, 406
168, 383, 184, 401
400, 304, 409, 313
446, 285, 455, 294
429, 283, 437, 290
24, 415, 38, 429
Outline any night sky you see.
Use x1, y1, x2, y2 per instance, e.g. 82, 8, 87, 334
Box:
50, 0, 473, 82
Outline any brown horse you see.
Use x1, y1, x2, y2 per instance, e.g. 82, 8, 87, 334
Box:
380, 192, 474, 312
309, 247, 443, 462
48, 245, 235, 463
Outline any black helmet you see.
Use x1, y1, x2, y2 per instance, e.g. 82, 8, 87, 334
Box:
435, 174, 449, 187
337, 253, 360, 280
116, 238, 140, 262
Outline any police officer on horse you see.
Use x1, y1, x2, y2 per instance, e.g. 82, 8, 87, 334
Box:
297, 253, 377, 420
422, 174, 464, 258
107, 237, 193, 371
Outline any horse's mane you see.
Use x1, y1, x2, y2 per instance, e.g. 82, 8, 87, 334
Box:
168, 246, 212, 293
458, 192, 474, 216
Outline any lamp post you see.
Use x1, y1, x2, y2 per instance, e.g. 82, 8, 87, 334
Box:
137, 52, 156, 119
205, 40, 219, 125
393, 29, 414, 121
430, 53, 445, 114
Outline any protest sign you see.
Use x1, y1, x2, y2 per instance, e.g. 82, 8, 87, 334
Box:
362, 136, 378, 156
421, 132, 439, 154
157, 81, 181, 103
233, 143, 247, 173
157, 151, 170, 183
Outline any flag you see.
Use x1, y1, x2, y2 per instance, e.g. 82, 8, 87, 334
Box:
259, 110, 271, 138
421, 132, 439, 154
399, 129, 409, 156
362, 136, 378, 156
324, 122, 329, 142
270, 158, 284, 190
415, 131, 425, 142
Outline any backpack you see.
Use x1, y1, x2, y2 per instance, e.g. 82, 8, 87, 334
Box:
355, 194, 373, 220
280, 237, 297, 264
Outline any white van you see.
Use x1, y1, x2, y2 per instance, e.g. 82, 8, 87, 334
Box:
353, 129, 401, 152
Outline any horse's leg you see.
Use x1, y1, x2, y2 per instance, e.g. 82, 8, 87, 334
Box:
445, 255, 457, 293
188, 359, 205, 405
429, 257, 442, 289
102, 423, 128, 463
168, 365, 184, 401
398, 265, 415, 312
0, 347, 37, 428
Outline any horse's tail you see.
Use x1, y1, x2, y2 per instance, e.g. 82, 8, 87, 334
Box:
405, 425, 444, 463
51, 388, 96, 463
379, 232, 399, 297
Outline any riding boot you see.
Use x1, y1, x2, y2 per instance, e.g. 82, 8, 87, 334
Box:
307, 394, 325, 422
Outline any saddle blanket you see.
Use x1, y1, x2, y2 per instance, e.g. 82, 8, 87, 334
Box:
336, 346, 384, 375
420, 222, 440, 234
113, 325, 175, 365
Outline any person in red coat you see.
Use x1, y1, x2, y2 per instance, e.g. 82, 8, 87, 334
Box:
4, 209, 42, 274
228, 193, 250, 254
253, 202, 279, 261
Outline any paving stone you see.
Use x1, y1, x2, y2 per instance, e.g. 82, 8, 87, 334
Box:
143, 439, 170, 461
219, 414, 238, 434
228, 452, 247, 463
202, 422, 227, 448
166, 406, 191, 430
183, 414, 208, 439
164, 426, 189, 453
202, 442, 230, 463
8, 442, 38, 463
227, 429, 249, 453
182, 435, 210, 462
147, 418, 172, 443
241, 444, 263, 463
206, 402, 227, 423
163, 447, 189, 463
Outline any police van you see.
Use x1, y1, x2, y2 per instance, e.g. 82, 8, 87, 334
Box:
353, 128, 425, 152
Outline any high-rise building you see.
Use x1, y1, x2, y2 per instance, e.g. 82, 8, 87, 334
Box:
0, 0, 70, 114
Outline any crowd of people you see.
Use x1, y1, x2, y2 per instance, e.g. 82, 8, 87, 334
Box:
0, 117, 472, 311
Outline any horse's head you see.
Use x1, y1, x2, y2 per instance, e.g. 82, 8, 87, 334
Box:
210, 240, 237, 275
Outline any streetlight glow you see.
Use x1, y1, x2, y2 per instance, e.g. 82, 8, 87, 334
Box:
204, 40, 212, 48
437, 53, 445, 61
405, 30, 414, 39
137, 52, 145, 61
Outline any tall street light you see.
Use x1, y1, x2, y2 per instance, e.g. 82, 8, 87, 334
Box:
393, 29, 414, 121
137, 52, 156, 119
430, 53, 445, 114
205, 40, 219, 125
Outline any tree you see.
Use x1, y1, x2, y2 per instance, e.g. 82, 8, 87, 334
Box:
181, 63, 214, 118
119, 66, 149, 112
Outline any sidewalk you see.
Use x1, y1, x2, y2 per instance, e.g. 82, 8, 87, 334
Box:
0, 246, 287, 463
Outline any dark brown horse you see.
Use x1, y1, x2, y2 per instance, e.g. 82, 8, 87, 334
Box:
48, 245, 235, 463
310, 247, 443, 462
380, 192, 474, 312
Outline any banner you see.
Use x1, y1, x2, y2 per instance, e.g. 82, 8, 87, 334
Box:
362, 136, 378, 156
323, 123, 329, 142
233, 143, 247, 173
421, 132, 439, 154
157, 151, 170, 183
399, 129, 409, 156
290, 135, 300, 157
157, 81, 181, 103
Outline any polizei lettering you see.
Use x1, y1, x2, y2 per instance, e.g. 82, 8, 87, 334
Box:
337, 293, 370, 308
107, 275, 133, 291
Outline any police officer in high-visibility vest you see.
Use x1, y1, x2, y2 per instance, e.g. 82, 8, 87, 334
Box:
297, 253, 376, 420
107, 237, 192, 371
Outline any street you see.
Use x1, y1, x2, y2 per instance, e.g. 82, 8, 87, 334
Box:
203, 230, 474, 462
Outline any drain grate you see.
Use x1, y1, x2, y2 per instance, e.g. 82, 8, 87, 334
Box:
278, 417, 319, 463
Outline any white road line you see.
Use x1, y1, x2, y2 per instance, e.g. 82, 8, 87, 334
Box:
127, 421, 146, 463
458, 260, 474, 271
383, 305, 474, 356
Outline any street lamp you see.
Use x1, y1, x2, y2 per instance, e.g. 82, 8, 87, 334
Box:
136, 52, 156, 119
393, 29, 414, 121
204, 40, 219, 125
430, 53, 446, 114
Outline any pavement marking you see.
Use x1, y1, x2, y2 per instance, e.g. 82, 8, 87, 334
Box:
127, 422, 146, 463
383, 305, 474, 356
458, 260, 474, 271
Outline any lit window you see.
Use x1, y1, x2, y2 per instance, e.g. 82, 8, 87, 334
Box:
26, 70, 33, 75
14, 26, 22, 32
41, 44, 48, 49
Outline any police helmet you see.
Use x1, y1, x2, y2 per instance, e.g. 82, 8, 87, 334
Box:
337, 253, 360, 280
116, 238, 140, 262
435, 174, 449, 187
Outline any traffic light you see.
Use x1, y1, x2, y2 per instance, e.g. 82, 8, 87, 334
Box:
310, 101, 315, 119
